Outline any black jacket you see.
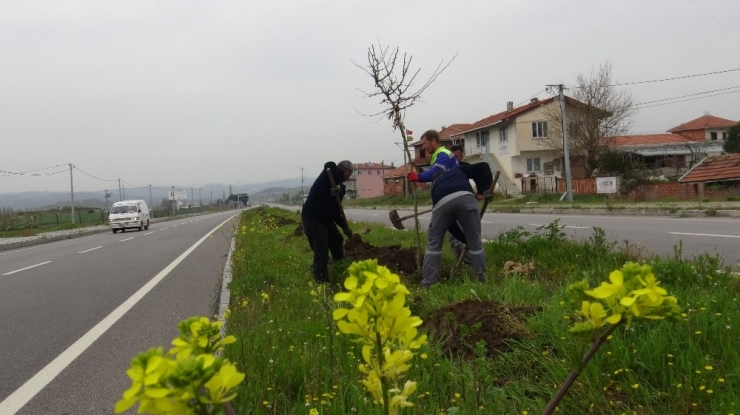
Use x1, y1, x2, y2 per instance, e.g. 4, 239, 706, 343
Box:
301, 162, 347, 226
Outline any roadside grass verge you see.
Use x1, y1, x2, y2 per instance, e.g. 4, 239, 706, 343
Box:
224, 206, 739, 414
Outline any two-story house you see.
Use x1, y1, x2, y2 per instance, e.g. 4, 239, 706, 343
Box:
448, 97, 583, 194
354, 162, 396, 198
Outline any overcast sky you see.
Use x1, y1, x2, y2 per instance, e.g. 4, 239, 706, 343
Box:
2, 0, 739, 194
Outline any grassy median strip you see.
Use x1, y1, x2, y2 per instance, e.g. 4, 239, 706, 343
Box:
224, 206, 739, 414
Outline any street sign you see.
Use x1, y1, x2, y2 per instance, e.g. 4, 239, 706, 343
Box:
596, 177, 618, 194
169, 190, 188, 200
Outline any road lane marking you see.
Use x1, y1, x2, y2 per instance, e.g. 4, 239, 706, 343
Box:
77, 246, 102, 254
528, 223, 588, 229
0, 213, 238, 414
482, 221, 492, 224
1, 261, 53, 276
670, 232, 740, 239
144, 232, 154, 235
118, 237, 134, 242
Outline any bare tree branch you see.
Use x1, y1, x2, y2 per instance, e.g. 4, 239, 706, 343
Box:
545, 61, 637, 176
354, 41, 456, 271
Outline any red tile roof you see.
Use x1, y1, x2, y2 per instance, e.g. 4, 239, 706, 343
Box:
439, 123, 473, 139
408, 123, 472, 146
383, 163, 412, 178
355, 162, 394, 170
607, 133, 695, 147
679, 153, 740, 183
453, 97, 560, 136
668, 115, 737, 133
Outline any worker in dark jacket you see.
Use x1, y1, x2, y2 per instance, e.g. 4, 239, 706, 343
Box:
421, 162, 493, 287
301, 160, 354, 283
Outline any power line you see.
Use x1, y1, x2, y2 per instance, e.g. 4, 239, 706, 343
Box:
73, 166, 116, 182
636, 89, 740, 110
635, 85, 740, 107
515, 89, 548, 107
0, 163, 67, 177
0, 168, 67, 177
572, 67, 740, 88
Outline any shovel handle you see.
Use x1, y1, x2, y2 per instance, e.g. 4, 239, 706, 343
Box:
326, 168, 351, 234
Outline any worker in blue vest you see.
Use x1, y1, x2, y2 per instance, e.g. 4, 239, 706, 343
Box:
407, 130, 458, 184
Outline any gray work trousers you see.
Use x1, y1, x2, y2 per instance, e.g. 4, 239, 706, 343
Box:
421, 193, 486, 286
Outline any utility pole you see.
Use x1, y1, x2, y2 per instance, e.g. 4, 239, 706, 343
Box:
118, 178, 122, 201
547, 84, 573, 202
190, 187, 194, 206
104, 190, 111, 211
171, 186, 176, 216
123, 184, 125, 200
69, 163, 75, 224
149, 185, 153, 208
210, 191, 213, 205
299, 166, 305, 202
199, 188, 202, 208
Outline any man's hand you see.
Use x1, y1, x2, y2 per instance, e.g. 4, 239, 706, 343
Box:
407, 171, 419, 182
342, 226, 353, 237
330, 185, 341, 197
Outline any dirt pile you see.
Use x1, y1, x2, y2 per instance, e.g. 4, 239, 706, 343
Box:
424, 299, 539, 358
344, 233, 417, 276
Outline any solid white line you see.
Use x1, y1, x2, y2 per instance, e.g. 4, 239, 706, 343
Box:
144, 232, 154, 235
77, 246, 103, 254
481, 220, 492, 224
1, 261, 52, 276
118, 237, 134, 242
528, 223, 542, 227
565, 226, 589, 229
0, 214, 237, 414
669, 232, 740, 239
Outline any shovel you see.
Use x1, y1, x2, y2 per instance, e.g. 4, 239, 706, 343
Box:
388, 207, 433, 230
326, 168, 354, 250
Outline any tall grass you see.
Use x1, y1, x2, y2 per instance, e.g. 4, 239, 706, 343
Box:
225, 207, 739, 414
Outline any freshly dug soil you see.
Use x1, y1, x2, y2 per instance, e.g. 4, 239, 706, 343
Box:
424, 299, 539, 358
344, 233, 417, 276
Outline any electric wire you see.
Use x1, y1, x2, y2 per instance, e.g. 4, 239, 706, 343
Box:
569, 67, 740, 89
636, 89, 740, 110
0, 168, 68, 177
73, 166, 116, 182
0, 163, 67, 177
635, 85, 740, 107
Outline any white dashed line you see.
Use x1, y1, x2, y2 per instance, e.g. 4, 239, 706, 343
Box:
118, 237, 134, 242
78, 246, 103, 254
670, 232, 740, 239
2, 261, 53, 276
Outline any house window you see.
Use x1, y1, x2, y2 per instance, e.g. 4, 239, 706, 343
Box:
711, 132, 718, 141
377, 170, 381, 175
532, 121, 548, 138
357, 171, 361, 175
476, 131, 490, 146
499, 126, 508, 143
368, 170, 372, 175
526, 157, 541, 172
722, 132, 728, 140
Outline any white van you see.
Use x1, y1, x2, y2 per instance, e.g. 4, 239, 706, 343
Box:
109, 200, 150, 233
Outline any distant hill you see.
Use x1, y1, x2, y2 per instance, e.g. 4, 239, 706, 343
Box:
0, 177, 311, 210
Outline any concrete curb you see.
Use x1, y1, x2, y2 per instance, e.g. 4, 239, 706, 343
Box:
217, 222, 238, 336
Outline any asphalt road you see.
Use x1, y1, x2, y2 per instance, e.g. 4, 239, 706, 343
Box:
357, 208, 740, 267
0, 210, 240, 414
277, 204, 740, 267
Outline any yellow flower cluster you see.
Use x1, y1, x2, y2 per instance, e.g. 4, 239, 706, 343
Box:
115, 317, 244, 414
333, 259, 427, 415
567, 262, 682, 333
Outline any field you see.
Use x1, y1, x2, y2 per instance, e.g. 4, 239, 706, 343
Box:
221, 206, 739, 415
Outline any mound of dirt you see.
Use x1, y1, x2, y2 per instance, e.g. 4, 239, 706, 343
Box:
344, 233, 417, 276
424, 299, 539, 358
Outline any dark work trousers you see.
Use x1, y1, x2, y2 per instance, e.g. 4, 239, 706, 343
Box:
422, 193, 486, 286
302, 216, 344, 282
